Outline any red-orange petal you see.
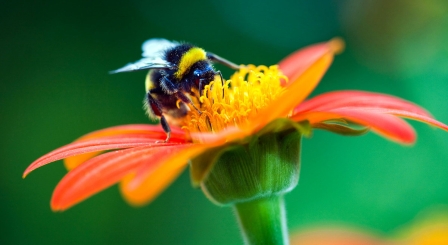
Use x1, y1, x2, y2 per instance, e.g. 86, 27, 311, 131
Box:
75, 124, 186, 142
23, 135, 183, 177
292, 109, 416, 144
350, 107, 448, 132
120, 143, 217, 206
64, 124, 187, 170
294, 90, 432, 117
50, 145, 187, 211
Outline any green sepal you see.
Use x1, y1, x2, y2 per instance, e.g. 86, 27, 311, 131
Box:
257, 118, 311, 136
313, 121, 369, 136
190, 145, 236, 187
200, 129, 302, 205
190, 118, 309, 189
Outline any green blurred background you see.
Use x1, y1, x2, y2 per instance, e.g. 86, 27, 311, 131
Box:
2, 0, 448, 244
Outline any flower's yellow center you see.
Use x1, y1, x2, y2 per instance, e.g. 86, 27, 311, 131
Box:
181, 65, 287, 134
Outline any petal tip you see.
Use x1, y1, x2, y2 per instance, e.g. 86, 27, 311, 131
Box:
50, 200, 59, 211
50, 205, 63, 212
22, 167, 33, 178
392, 131, 416, 146
402, 139, 416, 145
50, 199, 66, 212
329, 37, 345, 55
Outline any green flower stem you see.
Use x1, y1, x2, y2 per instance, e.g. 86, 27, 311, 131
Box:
234, 195, 288, 245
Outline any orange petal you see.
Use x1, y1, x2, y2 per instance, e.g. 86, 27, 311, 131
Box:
293, 109, 416, 144
51, 145, 188, 211
64, 124, 187, 170
23, 135, 181, 177
120, 143, 217, 206
253, 43, 336, 130
278, 38, 344, 86
190, 125, 253, 144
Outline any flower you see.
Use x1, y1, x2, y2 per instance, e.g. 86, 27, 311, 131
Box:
398, 208, 448, 245
289, 207, 448, 245
23, 38, 448, 211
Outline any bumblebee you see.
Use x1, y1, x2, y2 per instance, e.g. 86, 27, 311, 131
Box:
111, 38, 240, 142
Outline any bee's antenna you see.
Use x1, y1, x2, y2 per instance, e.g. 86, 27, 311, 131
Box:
217, 71, 225, 98
198, 79, 205, 97
191, 103, 202, 115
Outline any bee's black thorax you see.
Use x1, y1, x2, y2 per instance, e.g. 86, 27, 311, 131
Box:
164, 44, 194, 66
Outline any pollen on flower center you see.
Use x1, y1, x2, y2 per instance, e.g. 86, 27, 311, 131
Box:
181, 65, 287, 134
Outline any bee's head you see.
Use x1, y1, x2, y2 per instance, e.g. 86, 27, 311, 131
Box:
192, 65, 216, 91
193, 66, 215, 82
181, 62, 217, 94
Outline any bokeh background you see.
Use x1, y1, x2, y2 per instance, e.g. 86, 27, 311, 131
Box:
2, 0, 448, 244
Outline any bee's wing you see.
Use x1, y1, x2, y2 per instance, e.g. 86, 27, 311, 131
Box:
109, 58, 173, 74
110, 38, 179, 74
142, 38, 179, 58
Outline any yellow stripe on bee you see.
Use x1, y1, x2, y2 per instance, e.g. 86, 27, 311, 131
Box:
145, 71, 156, 92
174, 47, 207, 79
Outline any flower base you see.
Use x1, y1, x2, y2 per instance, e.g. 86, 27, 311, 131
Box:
201, 129, 302, 205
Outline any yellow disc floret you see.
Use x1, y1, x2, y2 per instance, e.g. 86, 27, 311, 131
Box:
182, 65, 287, 134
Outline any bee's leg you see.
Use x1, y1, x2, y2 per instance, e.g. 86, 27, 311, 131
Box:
175, 92, 202, 114
160, 76, 178, 95
146, 92, 171, 142
207, 53, 241, 70
198, 79, 204, 97
157, 116, 171, 142
160, 75, 200, 114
